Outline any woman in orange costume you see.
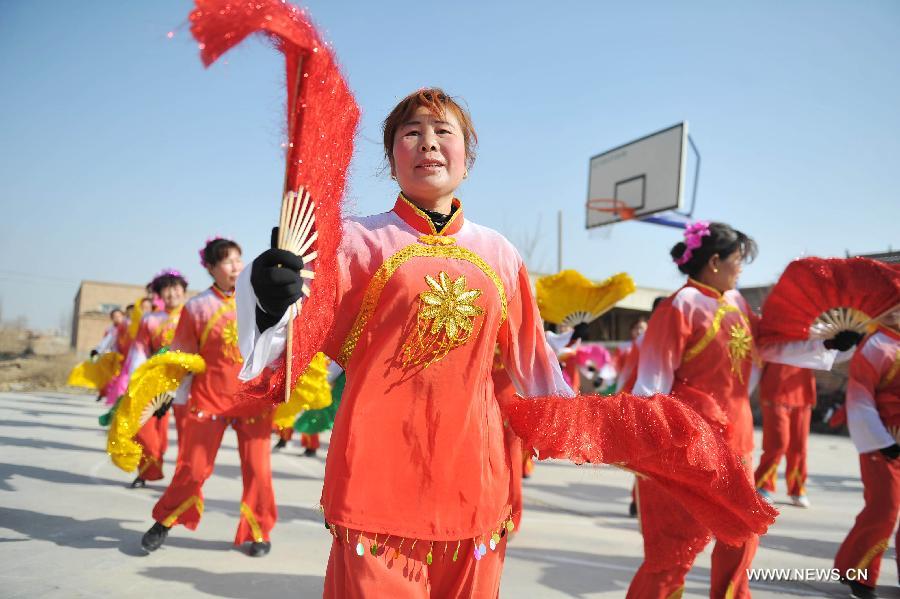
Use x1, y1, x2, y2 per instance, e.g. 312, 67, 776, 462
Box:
139, 238, 276, 557
754, 362, 817, 507
240, 91, 777, 598
627, 222, 854, 599
834, 311, 900, 599
126, 270, 187, 488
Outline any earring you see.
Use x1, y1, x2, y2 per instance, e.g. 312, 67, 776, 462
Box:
712, 267, 719, 273
463, 171, 468, 179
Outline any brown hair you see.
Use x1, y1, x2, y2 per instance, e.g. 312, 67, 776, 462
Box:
202, 238, 242, 269
382, 88, 478, 170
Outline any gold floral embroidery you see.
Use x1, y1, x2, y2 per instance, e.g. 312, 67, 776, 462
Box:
400, 272, 485, 368
683, 300, 756, 378
162, 324, 177, 346
222, 320, 243, 364
728, 323, 752, 382
154, 306, 183, 349
337, 239, 506, 367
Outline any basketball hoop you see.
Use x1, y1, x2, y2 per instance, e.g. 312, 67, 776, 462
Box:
586, 198, 637, 221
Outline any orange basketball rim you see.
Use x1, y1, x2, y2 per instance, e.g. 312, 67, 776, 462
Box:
586, 198, 637, 221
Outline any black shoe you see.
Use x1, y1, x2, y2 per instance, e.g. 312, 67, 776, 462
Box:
141, 522, 170, 552
96, 394, 103, 402
628, 501, 637, 518
130, 477, 146, 489
248, 541, 271, 557
273, 438, 287, 452
303, 448, 317, 457
843, 579, 877, 599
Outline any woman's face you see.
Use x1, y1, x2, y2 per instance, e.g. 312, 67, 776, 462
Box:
140, 299, 153, 313
391, 105, 467, 207
207, 248, 244, 292
709, 250, 744, 292
159, 284, 185, 310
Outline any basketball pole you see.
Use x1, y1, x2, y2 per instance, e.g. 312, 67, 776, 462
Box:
557, 210, 562, 272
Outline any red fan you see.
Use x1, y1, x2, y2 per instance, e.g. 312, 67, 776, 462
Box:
189, 0, 359, 406
757, 257, 900, 345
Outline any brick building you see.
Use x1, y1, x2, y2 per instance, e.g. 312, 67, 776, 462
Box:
71, 281, 148, 355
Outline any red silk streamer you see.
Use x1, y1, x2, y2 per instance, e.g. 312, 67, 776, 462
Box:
500, 392, 778, 546
757, 257, 900, 345
189, 1, 359, 406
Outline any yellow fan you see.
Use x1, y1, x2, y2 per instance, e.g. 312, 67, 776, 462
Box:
536, 270, 636, 326
67, 352, 123, 390
272, 353, 333, 430
107, 351, 205, 473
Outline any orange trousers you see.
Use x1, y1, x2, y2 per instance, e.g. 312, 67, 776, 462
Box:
834, 450, 900, 587
628, 455, 759, 599
323, 530, 506, 598
301, 432, 320, 450
754, 404, 811, 496
135, 411, 169, 481
152, 410, 277, 545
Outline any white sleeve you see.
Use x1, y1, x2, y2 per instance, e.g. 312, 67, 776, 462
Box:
172, 375, 192, 406
748, 363, 762, 396
326, 360, 344, 384
236, 266, 295, 382
633, 361, 674, 396
126, 344, 147, 376
95, 328, 117, 354
758, 339, 839, 370
846, 377, 895, 453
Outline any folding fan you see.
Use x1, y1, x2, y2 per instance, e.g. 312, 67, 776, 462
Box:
536, 270, 636, 326
139, 392, 174, 427
189, 0, 360, 404
757, 257, 900, 345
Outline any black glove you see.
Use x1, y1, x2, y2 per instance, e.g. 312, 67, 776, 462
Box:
250, 227, 304, 332
823, 330, 864, 352
153, 401, 171, 420
879, 443, 900, 461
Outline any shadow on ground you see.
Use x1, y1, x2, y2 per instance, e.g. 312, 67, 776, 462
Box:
139, 567, 324, 598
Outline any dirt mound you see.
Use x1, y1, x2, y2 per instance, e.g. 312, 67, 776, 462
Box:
0, 353, 80, 392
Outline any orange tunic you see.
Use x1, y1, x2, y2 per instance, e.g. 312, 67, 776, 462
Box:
170, 285, 249, 417
238, 195, 570, 542
128, 306, 183, 370
634, 279, 836, 454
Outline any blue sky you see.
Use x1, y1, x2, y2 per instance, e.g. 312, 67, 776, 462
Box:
1, 0, 898, 331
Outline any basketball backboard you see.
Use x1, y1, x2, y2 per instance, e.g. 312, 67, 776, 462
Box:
586, 122, 696, 229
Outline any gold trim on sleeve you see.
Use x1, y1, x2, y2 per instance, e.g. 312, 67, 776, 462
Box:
337, 237, 507, 367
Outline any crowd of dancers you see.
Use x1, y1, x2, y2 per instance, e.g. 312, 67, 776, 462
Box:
67, 87, 900, 599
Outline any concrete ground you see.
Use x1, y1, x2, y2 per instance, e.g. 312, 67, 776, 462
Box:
0, 390, 897, 598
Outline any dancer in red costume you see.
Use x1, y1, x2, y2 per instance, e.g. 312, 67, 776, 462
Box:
754, 363, 817, 507
126, 270, 187, 488
239, 90, 777, 598
627, 222, 857, 599
834, 309, 900, 599
139, 238, 276, 557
